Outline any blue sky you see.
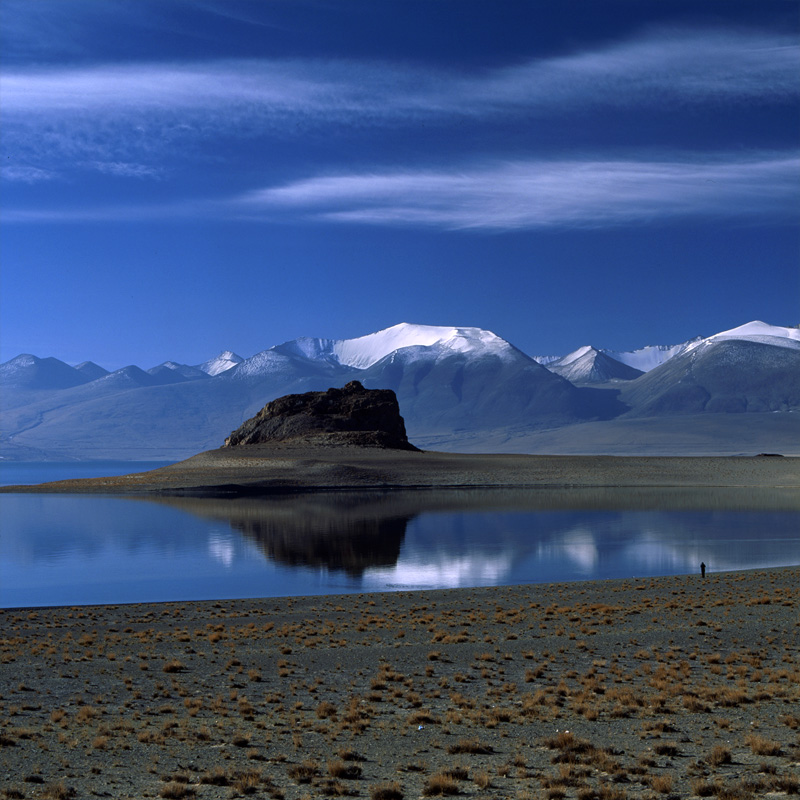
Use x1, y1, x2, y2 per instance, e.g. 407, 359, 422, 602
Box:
1, 0, 798, 369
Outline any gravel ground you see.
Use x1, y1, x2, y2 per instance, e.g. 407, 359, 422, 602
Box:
2, 567, 799, 799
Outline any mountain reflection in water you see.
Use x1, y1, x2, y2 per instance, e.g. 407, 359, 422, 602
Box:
2, 487, 798, 607
147, 487, 800, 580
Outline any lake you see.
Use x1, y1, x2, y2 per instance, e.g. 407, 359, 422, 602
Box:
2, 469, 798, 608
0, 460, 175, 488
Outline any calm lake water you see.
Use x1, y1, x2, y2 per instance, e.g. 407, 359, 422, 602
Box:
1, 466, 798, 608
0, 460, 174, 487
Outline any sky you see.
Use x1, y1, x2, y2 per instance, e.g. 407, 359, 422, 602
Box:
1, 0, 798, 370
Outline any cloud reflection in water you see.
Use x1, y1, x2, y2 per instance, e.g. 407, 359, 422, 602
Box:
1, 487, 798, 606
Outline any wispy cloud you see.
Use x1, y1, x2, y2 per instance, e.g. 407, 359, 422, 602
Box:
1, 27, 796, 163
238, 153, 800, 230
5, 152, 797, 228
86, 161, 164, 179
4, 29, 797, 116
1, 165, 60, 183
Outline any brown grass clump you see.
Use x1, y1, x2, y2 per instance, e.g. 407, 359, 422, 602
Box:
231, 770, 261, 795
159, 783, 195, 799
199, 766, 229, 786
772, 774, 800, 794
653, 741, 680, 757
75, 705, 98, 724
162, 659, 184, 673
337, 748, 366, 762
691, 779, 718, 797
370, 782, 403, 800
708, 745, 732, 766
316, 700, 337, 719
40, 784, 72, 800
746, 734, 782, 756
422, 772, 461, 796
473, 770, 491, 789
408, 709, 440, 726
543, 731, 598, 764
649, 775, 673, 794
287, 759, 319, 784
447, 737, 493, 755
328, 759, 363, 780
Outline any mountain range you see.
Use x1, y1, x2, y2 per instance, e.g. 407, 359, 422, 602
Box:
1, 320, 798, 460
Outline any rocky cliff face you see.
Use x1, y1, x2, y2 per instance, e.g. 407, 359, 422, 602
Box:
224, 381, 419, 450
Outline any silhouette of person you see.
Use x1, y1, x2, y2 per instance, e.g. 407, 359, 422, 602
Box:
700, 562, 706, 579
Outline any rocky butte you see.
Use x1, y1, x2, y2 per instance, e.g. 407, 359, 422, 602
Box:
223, 380, 419, 451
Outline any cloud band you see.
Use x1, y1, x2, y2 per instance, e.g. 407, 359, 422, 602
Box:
239, 154, 800, 230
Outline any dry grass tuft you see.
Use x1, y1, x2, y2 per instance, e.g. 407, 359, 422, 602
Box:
328, 759, 363, 780
746, 734, 782, 756
41, 784, 72, 800
447, 737, 493, 755
159, 783, 195, 799
199, 766, 229, 786
231, 770, 261, 795
649, 775, 673, 794
653, 741, 679, 757
708, 745, 732, 766
316, 700, 337, 719
422, 772, 461, 796
370, 782, 403, 800
287, 759, 319, 784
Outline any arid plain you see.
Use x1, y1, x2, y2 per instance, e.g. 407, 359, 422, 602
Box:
1, 568, 799, 800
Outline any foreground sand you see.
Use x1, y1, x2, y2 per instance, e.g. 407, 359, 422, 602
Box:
3, 446, 799, 495
2, 568, 798, 799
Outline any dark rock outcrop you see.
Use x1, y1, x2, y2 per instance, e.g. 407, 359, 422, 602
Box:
224, 381, 419, 450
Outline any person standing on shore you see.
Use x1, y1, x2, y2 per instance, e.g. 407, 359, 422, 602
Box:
701, 562, 706, 579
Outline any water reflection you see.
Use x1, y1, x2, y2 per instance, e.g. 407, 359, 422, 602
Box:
1, 487, 798, 607
150, 487, 800, 587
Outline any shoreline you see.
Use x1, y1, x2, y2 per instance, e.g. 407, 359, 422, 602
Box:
1, 568, 798, 798
2, 563, 798, 613
1, 445, 798, 496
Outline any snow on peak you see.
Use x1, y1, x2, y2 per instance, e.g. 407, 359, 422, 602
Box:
198, 350, 244, 376
602, 341, 696, 372
555, 345, 596, 367
329, 323, 515, 369
704, 320, 800, 349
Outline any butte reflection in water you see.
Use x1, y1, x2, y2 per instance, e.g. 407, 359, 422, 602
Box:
144, 486, 800, 582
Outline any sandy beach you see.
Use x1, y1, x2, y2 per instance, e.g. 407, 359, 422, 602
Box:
1, 568, 798, 799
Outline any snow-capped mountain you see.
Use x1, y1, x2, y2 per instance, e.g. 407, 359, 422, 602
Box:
546, 346, 644, 384
197, 351, 244, 376
600, 340, 698, 373
620, 328, 800, 417
689, 321, 800, 352
237, 324, 521, 376
1, 320, 798, 459
536, 339, 696, 374
598, 321, 799, 373
224, 323, 584, 435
